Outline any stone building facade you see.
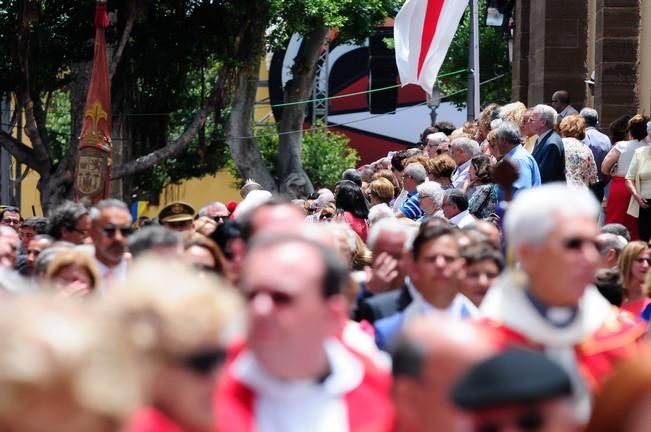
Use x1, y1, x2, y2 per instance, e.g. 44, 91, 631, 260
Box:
512, 0, 651, 130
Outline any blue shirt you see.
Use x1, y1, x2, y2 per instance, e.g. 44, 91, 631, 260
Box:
497, 144, 542, 200
399, 191, 423, 220
583, 127, 611, 183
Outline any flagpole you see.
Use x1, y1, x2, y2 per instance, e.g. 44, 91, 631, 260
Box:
467, 0, 480, 120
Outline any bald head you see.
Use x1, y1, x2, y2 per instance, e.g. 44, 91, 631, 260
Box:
393, 317, 496, 432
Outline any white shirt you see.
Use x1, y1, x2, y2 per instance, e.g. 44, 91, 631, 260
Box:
94, 258, 128, 293
448, 210, 476, 227
451, 160, 471, 189
231, 339, 363, 432
403, 292, 479, 324
392, 189, 410, 212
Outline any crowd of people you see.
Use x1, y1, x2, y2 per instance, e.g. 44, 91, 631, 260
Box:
0, 93, 650, 432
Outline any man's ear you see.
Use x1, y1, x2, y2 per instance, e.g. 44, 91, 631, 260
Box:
516, 242, 537, 273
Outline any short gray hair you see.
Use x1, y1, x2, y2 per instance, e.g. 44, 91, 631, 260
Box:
367, 218, 415, 252
426, 132, 448, 145
505, 183, 599, 254
368, 203, 395, 225
495, 121, 522, 146
417, 181, 444, 208
532, 104, 557, 129
89, 199, 131, 222
404, 163, 427, 185
450, 137, 480, 157
322, 222, 357, 254
596, 232, 627, 256
580, 108, 599, 127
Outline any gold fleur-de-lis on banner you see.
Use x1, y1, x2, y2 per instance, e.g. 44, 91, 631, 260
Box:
85, 101, 108, 129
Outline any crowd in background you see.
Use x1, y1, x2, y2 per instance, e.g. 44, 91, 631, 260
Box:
0, 92, 650, 431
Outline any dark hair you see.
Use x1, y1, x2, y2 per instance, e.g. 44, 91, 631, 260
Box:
420, 126, 438, 146
435, 121, 456, 136
609, 114, 632, 143
462, 244, 504, 272
48, 201, 88, 240
445, 189, 469, 212
0, 206, 20, 221
248, 234, 349, 298
412, 224, 457, 260
209, 219, 242, 260
341, 169, 362, 187
628, 114, 650, 141
128, 226, 181, 258
594, 268, 623, 306
22, 217, 50, 234
392, 339, 425, 378
335, 180, 369, 219
470, 155, 493, 185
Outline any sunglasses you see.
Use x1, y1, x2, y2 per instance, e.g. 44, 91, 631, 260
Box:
178, 349, 227, 375
101, 224, 134, 238
246, 289, 294, 306
475, 410, 545, 432
562, 237, 599, 251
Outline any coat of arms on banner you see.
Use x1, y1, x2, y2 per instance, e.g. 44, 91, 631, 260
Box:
74, 147, 110, 199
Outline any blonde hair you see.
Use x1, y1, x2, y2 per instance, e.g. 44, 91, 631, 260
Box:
0, 296, 144, 427
499, 101, 528, 126
105, 257, 245, 358
46, 249, 100, 291
618, 241, 648, 292
559, 115, 586, 140
367, 178, 395, 205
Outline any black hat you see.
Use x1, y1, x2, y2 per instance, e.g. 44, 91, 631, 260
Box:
451, 348, 572, 410
158, 201, 195, 224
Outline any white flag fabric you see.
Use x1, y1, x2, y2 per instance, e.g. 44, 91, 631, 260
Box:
394, 0, 469, 95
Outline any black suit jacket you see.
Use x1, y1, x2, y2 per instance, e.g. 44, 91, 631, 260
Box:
355, 283, 413, 324
532, 130, 566, 183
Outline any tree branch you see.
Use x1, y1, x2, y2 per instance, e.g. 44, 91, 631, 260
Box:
109, 2, 137, 81
0, 131, 40, 170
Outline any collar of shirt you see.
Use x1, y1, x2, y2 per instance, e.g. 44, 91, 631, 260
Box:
525, 290, 578, 328
403, 292, 477, 323
449, 209, 471, 225
537, 129, 553, 143
231, 338, 363, 399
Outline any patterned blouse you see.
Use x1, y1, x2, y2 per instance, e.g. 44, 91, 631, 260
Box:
468, 183, 499, 219
563, 137, 599, 187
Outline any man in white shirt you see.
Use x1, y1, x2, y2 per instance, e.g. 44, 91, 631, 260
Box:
442, 189, 476, 228
216, 235, 393, 432
374, 224, 479, 351
89, 199, 132, 288
450, 137, 480, 189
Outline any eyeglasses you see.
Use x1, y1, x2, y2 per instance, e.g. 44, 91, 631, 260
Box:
474, 410, 545, 432
246, 289, 294, 306
101, 224, 134, 238
562, 237, 600, 251
69, 226, 89, 236
635, 257, 651, 265
178, 349, 227, 375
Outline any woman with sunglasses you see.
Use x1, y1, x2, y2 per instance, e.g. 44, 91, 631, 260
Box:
118, 258, 244, 432
618, 241, 651, 316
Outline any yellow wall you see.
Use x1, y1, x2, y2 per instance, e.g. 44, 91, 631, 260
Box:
15, 58, 275, 216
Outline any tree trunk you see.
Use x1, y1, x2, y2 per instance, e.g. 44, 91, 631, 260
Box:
226, 66, 276, 191
276, 26, 328, 199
